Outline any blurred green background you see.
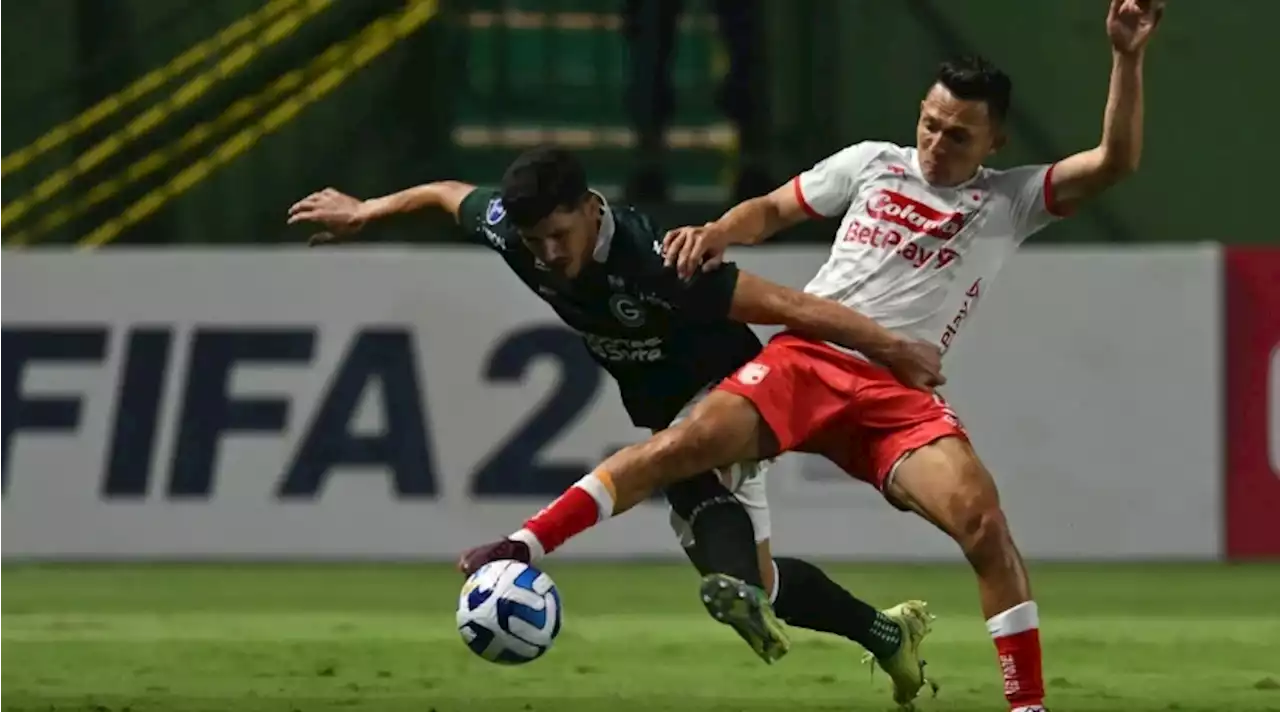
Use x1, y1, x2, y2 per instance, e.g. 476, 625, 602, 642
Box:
2, 0, 1271, 247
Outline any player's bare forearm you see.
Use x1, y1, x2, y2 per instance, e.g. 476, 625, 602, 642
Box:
728, 271, 900, 360
1051, 50, 1146, 211
709, 184, 809, 246
1099, 51, 1145, 174
358, 181, 476, 224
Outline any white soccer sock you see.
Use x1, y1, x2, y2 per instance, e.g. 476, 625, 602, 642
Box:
572, 472, 618, 520
986, 600, 1039, 637
768, 558, 780, 604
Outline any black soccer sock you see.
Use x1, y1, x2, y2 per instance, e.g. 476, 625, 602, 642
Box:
772, 557, 902, 659
664, 473, 763, 588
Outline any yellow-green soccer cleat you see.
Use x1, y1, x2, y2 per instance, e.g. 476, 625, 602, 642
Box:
863, 600, 940, 709
699, 573, 792, 664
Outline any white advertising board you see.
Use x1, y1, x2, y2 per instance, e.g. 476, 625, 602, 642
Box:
1, 246, 1222, 560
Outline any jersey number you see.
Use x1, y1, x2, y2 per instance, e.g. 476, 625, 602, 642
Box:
470, 326, 604, 496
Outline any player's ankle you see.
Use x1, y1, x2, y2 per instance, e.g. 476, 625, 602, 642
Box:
874, 630, 904, 661
508, 529, 545, 560
869, 611, 905, 660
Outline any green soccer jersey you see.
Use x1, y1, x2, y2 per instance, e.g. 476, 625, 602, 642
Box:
458, 188, 763, 430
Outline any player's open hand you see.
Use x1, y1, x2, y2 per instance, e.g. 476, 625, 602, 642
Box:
882, 338, 946, 391
1107, 0, 1164, 56
663, 223, 728, 280
288, 188, 367, 246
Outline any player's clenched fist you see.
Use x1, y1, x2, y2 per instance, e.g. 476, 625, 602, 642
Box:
288, 188, 368, 245
882, 338, 947, 391
663, 223, 729, 280
1108, 0, 1164, 56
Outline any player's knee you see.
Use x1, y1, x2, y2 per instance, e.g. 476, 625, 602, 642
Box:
646, 421, 722, 483
917, 445, 1013, 564
953, 499, 1012, 565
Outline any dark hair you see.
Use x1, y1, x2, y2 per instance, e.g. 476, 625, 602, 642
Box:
499, 146, 590, 228
936, 55, 1012, 123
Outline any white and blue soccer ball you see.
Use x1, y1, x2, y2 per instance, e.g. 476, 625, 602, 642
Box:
456, 560, 562, 664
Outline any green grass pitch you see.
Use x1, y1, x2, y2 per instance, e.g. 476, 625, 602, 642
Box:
4, 562, 1279, 711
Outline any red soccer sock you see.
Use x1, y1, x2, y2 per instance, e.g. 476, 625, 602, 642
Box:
510, 471, 617, 558
987, 601, 1045, 711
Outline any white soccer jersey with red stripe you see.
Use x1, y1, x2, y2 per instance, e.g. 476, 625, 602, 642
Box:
794, 141, 1065, 354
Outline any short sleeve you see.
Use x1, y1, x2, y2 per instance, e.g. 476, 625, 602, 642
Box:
653, 261, 741, 322
793, 141, 881, 219
617, 206, 739, 321
456, 187, 510, 251
993, 163, 1069, 241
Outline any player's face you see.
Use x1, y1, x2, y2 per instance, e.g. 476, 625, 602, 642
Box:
518, 197, 598, 279
916, 83, 1005, 187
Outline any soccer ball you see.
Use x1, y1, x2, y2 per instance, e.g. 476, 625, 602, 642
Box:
456, 560, 562, 664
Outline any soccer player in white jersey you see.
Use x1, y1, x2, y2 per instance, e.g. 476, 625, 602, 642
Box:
459, 1, 1161, 709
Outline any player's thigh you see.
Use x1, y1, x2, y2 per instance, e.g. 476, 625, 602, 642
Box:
662, 389, 779, 469
884, 436, 1005, 547
846, 361, 967, 444
611, 391, 768, 493
669, 386, 776, 463
805, 377, 968, 492
714, 334, 860, 459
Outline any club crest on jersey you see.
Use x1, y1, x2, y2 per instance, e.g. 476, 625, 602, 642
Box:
867, 190, 967, 240
736, 362, 770, 385
609, 294, 646, 327
485, 196, 506, 225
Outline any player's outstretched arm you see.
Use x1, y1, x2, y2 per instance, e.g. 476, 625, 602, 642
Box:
663, 182, 812, 280
728, 270, 945, 390
707, 181, 813, 247
289, 181, 476, 245
1047, 0, 1161, 214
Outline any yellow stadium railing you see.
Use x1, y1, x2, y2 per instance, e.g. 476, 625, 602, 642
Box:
77, 0, 440, 249
8, 50, 329, 246
1, 0, 303, 179
1, 0, 335, 232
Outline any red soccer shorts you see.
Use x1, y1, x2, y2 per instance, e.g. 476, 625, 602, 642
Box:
715, 332, 968, 491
